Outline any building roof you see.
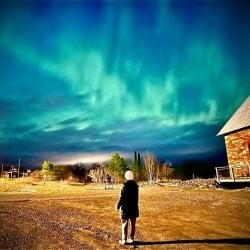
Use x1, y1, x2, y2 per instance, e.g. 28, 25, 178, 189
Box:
217, 96, 250, 136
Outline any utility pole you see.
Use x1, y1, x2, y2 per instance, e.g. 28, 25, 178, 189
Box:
18, 158, 20, 178
11, 165, 13, 179
1, 163, 3, 177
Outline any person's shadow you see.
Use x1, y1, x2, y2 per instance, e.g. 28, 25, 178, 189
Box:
133, 238, 250, 246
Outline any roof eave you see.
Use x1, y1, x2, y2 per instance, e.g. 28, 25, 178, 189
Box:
217, 126, 250, 137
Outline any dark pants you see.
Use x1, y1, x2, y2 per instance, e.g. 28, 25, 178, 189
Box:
121, 218, 136, 241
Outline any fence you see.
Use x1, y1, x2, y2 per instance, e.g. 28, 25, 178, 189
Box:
215, 165, 250, 183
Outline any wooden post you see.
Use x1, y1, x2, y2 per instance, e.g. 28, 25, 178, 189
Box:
215, 167, 219, 183
231, 166, 235, 182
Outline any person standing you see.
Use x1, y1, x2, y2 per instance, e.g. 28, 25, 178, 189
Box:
116, 170, 139, 245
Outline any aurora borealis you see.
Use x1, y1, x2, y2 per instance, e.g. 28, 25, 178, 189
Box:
0, 1, 249, 167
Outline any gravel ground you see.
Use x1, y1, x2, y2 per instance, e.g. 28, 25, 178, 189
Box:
0, 185, 250, 250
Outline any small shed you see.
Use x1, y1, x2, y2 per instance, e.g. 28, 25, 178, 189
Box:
216, 96, 250, 184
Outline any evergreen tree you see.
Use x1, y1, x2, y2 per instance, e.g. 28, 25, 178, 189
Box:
41, 160, 54, 183
131, 151, 144, 181
107, 153, 128, 181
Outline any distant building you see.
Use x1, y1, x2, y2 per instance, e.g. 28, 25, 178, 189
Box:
0, 164, 31, 179
216, 96, 250, 182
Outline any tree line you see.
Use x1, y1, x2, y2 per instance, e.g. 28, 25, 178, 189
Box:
38, 152, 216, 183
38, 152, 174, 183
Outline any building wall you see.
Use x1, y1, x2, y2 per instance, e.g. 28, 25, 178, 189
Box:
225, 128, 250, 169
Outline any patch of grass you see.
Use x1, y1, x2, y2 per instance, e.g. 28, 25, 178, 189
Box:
0, 178, 119, 195
0, 177, 34, 192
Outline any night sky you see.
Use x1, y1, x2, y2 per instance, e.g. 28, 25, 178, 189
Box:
0, 1, 249, 167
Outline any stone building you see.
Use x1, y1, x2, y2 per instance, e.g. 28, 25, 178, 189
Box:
217, 96, 250, 178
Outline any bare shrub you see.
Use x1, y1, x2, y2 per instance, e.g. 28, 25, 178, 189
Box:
30, 170, 42, 182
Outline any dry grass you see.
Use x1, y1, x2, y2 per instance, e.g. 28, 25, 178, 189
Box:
0, 178, 114, 195
0, 177, 34, 192
0, 179, 250, 249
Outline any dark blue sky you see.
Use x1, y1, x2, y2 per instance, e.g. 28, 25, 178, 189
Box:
0, 1, 249, 167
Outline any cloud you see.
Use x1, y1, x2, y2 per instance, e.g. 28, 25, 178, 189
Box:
0, 2, 238, 128
0, 1, 248, 167
0, 112, 225, 166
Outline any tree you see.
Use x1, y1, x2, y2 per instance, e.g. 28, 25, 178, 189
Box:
131, 151, 144, 181
144, 153, 159, 184
88, 163, 106, 183
41, 160, 54, 183
30, 170, 42, 182
52, 164, 87, 182
179, 160, 215, 180
107, 153, 128, 182
71, 164, 87, 182
158, 162, 174, 181
54, 165, 72, 181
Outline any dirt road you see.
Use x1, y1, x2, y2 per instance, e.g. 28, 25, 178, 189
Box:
0, 185, 250, 249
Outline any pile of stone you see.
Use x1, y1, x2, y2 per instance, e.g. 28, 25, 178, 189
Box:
169, 178, 217, 189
